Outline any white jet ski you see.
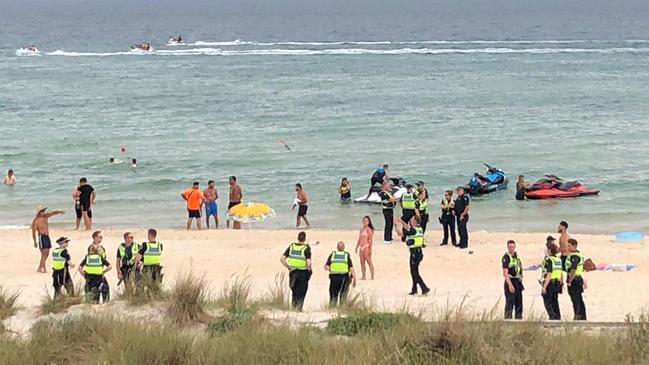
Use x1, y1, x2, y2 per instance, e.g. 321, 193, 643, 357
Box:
166, 37, 186, 46
15, 46, 40, 56
354, 177, 408, 204
130, 42, 154, 53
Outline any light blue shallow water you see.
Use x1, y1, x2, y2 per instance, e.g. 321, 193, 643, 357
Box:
1, 0, 649, 233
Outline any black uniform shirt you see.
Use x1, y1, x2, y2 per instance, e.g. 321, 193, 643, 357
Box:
501, 253, 522, 278
543, 257, 553, 275
59, 249, 71, 268
117, 243, 138, 266
568, 252, 582, 272
283, 244, 312, 259
379, 191, 395, 209
454, 195, 470, 215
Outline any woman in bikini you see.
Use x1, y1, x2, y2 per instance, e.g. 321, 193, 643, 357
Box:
355, 215, 375, 280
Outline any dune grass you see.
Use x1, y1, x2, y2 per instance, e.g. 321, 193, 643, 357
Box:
258, 272, 290, 310
0, 286, 21, 320
166, 270, 209, 324
38, 283, 83, 315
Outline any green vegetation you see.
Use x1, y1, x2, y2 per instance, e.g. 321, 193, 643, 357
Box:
38, 284, 82, 315
166, 271, 209, 324
0, 286, 20, 320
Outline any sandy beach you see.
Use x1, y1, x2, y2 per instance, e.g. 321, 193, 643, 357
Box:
1, 227, 647, 324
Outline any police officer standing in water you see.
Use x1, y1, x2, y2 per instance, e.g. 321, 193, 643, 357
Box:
379, 180, 398, 244
280, 231, 312, 311
454, 186, 470, 249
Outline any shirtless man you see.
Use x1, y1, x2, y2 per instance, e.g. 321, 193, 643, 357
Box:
3, 169, 16, 186
294, 183, 310, 228
31, 206, 65, 273
203, 180, 219, 229
558, 221, 571, 270
227, 176, 243, 229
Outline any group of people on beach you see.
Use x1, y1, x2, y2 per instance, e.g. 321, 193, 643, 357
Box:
179, 176, 244, 230
502, 221, 589, 321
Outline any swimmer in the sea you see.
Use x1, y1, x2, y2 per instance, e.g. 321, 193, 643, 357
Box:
109, 157, 123, 165
131, 158, 137, 171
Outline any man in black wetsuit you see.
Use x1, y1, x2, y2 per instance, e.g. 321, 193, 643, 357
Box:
78, 177, 96, 230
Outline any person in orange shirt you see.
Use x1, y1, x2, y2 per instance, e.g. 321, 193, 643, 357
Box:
181, 181, 203, 230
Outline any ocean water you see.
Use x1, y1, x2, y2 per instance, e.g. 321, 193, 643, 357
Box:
2, 0, 649, 234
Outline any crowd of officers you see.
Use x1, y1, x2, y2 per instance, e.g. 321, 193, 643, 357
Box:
502, 234, 588, 321
50, 229, 164, 303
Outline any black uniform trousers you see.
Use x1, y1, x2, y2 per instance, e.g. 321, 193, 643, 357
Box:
329, 273, 351, 307
457, 214, 469, 248
409, 247, 429, 294
504, 278, 524, 319
420, 212, 429, 233
382, 208, 394, 241
52, 268, 74, 297
289, 269, 311, 311
85, 274, 104, 303
441, 213, 456, 246
140, 265, 163, 292
568, 276, 587, 320
542, 280, 562, 320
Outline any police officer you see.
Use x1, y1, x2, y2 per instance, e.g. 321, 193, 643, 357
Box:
400, 184, 417, 242
88, 230, 110, 301
439, 190, 456, 246
399, 215, 430, 296
379, 180, 398, 243
502, 240, 524, 319
454, 186, 470, 249
324, 241, 357, 307
116, 231, 140, 291
78, 245, 112, 303
566, 238, 587, 320
414, 181, 429, 233
541, 240, 563, 320
135, 228, 163, 291
52, 236, 75, 297
280, 231, 312, 311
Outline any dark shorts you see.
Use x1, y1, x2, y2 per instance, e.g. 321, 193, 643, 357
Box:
297, 205, 308, 217
188, 209, 201, 218
76, 203, 92, 219
38, 235, 52, 250
228, 201, 241, 210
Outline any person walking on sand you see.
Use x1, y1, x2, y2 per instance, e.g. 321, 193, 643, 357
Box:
203, 180, 219, 229
558, 221, 571, 270
280, 231, 312, 311
79, 245, 112, 304
398, 215, 430, 296
566, 238, 587, 320
454, 186, 470, 249
294, 183, 310, 227
325, 241, 356, 307
3, 169, 16, 186
52, 236, 75, 297
439, 190, 456, 246
78, 177, 96, 230
541, 239, 563, 320
181, 181, 203, 230
355, 216, 375, 280
227, 176, 243, 229
502, 240, 524, 320
379, 180, 397, 244
31, 206, 65, 273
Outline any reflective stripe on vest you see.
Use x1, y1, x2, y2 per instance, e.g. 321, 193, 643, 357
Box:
84, 254, 103, 275
401, 192, 416, 210
329, 251, 349, 274
381, 190, 394, 209
52, 248, 66, 270
287, 243, 308, 270
542, 256, 563, 280
407, 227, 424, 248
568, 251, 584, 276
418, 198, 428, 212
507, 253, 522, 279
143, 241, 162, 266
119, 243, 140, 266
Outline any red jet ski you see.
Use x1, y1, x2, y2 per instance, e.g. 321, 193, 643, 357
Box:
524, 175, 599, 200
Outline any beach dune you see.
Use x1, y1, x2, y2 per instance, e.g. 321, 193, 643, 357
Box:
0, 228, 646, 323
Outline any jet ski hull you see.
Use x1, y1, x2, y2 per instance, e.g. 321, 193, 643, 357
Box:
167, 39, 186, 46
15, 48, 40, 56
524, 178, 599, 199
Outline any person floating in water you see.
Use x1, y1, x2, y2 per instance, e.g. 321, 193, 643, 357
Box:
109, 157, 123, 165
3, 169, 16, 186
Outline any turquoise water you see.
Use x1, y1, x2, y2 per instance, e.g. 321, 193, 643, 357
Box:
2, 0, 649, 233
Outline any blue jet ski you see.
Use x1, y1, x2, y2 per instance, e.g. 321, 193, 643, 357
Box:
465, 164, 508, 196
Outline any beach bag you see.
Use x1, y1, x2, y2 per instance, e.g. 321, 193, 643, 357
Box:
584, 258, 597, 272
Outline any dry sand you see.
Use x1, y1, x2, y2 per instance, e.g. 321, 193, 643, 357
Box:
0, 227, 647, 324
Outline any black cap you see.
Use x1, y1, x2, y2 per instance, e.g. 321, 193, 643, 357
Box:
56, 237, 70, 245
546, 235, 556, 242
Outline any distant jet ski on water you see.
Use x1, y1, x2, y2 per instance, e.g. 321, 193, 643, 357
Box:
167, 35, 185, 46
15, 45, 40, 56
464, 163, 508, 196
522, 175, 599, 200
130, 42, 154, 53
354, 177, 408, 204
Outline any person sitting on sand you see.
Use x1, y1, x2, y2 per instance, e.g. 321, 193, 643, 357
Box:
31, 206, 65, 273
3, 169, 16, 186
355, 216, 375, 280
